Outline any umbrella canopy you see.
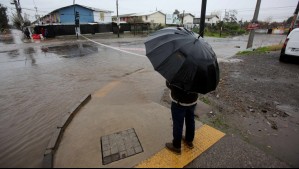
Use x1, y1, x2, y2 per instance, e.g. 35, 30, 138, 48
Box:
144, 27, 219, 94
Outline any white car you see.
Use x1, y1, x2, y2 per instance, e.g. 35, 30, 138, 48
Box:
280, 28, 299, 62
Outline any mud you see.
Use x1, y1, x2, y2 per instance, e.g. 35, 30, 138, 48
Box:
200, 52, 299, 167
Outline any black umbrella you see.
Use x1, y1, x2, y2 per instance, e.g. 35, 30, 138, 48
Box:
144, 27, 219, 94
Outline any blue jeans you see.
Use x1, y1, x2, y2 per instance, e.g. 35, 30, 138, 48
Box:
171, 102, 196, 148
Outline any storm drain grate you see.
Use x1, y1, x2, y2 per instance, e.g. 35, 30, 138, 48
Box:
100, 128, 143, 165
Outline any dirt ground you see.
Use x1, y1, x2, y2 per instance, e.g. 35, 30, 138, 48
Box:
201, 51, 299, 167
161, 51, 299, 167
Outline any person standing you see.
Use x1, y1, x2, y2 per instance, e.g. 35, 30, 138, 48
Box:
165, 81, 198, 155
24, 28, 30, 39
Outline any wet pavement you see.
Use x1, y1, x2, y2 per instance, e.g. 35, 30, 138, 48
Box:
0, 29, 287, 167
0, 30, 148, 167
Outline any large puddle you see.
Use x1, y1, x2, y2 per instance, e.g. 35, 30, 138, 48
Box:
0, 32, 146, 167
43, 43, 99, 58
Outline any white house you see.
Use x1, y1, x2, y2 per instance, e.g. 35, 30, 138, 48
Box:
136, 11, 166, 25
182, 13, 195, 29
194, 15, 220, 26
205, 15, 220, 25
113, 11, 166, 25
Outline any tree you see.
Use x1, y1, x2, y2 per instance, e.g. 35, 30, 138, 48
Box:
229, 10, 238, 23
223, 10, 238, 23
173, 9, 180, 15
0, 4, 9, 31
264, 16, 273, 23
23, 13, 31, 27
285, 16, 293, 25
12, 13, 22, 30
211, 10, 222, 20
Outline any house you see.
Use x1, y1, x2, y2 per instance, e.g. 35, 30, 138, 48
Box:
205, 15, 220, 25
36, 4, 113, 25
113, 11, 166, 25
179, 13, 195, 29
193, 15, 220, 26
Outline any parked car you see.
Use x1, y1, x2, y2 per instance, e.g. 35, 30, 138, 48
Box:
280, 28, 299, 62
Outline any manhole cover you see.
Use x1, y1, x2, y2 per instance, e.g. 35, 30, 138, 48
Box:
101, 128, 143, 165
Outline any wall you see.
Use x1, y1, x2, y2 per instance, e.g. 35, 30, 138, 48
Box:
206, 17, 219, 25
59, 5, 94, 24
146, 12, 165, 25
93, 11, 112, 23
183, 15, 194, 24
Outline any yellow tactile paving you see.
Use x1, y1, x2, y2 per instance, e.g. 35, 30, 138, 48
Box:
135, 124, 225, 168
93, 80, 121, 98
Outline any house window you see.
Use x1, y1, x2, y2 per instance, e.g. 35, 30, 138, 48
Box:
146, 16, 148, 20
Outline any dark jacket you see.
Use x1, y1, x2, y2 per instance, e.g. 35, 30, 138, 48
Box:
166, 81, 198, 105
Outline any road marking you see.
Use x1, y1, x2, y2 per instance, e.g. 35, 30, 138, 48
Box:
135, 124, 225, 168
81, 35, 146, 58
93, 80, 121, 98
119, 47, 146, 52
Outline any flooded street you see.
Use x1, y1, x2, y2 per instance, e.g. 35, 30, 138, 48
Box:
0, 30, 147, 167
0, 30, 287, 167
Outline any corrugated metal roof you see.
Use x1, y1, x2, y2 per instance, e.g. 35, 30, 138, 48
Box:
52, 4, 113, 13
134, 11, 165, 16
113, 11, 165, 17
79, 4, 113, 13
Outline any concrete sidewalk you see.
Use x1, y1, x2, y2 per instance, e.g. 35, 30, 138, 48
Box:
52, 67, 290, 168
50, 34, 289, 167
53, 69, 203, 167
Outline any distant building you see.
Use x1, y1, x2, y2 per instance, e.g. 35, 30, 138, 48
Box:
179, 13, 195, 29
35, 4, 113, 25
194, 15, 220, 26
205, 15, 220, 25
113, 11, 166, 25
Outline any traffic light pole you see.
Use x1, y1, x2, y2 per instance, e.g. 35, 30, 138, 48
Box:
199, 0, 207, 38
73, 0, 78, 39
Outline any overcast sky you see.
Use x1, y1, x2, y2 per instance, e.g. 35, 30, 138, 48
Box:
1, 0, 298, 22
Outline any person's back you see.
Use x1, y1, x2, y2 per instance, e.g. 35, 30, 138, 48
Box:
166, 81, 198, 154
166, 81, 198, 106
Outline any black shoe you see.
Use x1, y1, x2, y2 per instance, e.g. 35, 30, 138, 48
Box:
165, 143, 181, 155
183, 137, 194, 149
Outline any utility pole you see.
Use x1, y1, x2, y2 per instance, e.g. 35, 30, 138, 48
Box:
246, 0, 261, 49
199, 0, 207, 38
116, 0, 119, 38
288, 0, 299, 35
11, 0, 24, 28
181, 10, 185, 27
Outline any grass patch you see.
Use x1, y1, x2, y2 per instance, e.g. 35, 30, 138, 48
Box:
237, 44, 283, 56
200, 113, 230, 131
210, 115, 229, 129
199, 96, 211, 105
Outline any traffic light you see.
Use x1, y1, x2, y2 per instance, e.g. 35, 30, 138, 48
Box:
75, 11, 79, 27
75, 11, 79, 19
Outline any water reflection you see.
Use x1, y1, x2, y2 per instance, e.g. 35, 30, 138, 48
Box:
0, 32, 15, 45
24, 47, 36, 65
42, 43, 98, 58
7, 50, 19, 58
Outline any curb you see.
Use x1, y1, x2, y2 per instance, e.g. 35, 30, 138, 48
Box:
42, 94, 91, 168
